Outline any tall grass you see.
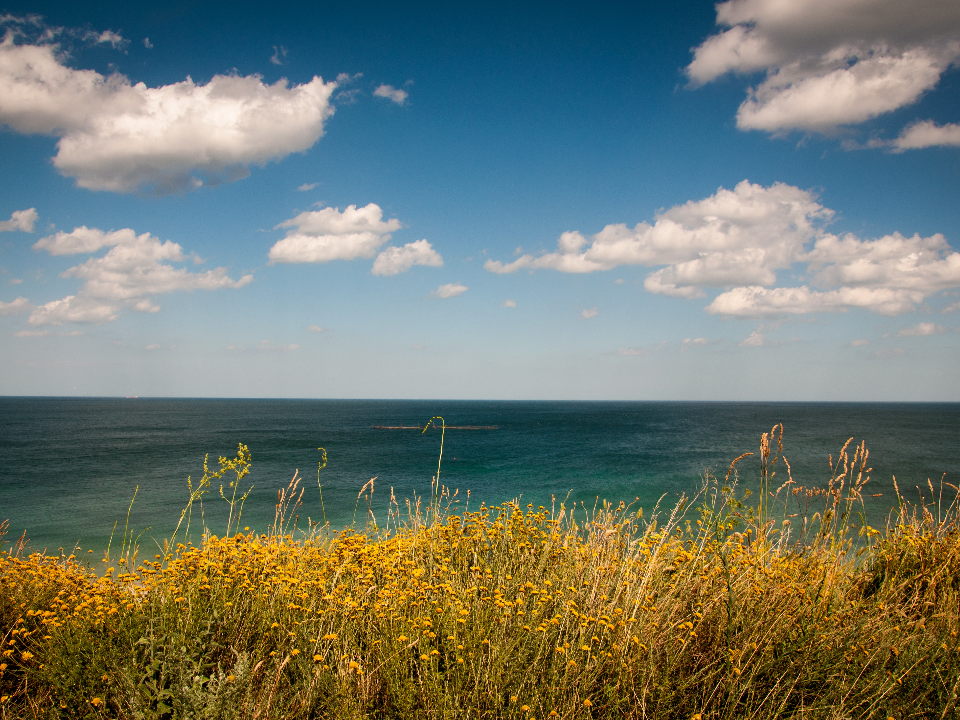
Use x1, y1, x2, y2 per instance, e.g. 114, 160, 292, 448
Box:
1, 425, 958, 719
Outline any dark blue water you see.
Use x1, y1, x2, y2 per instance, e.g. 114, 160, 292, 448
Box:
1, 398, 959, 554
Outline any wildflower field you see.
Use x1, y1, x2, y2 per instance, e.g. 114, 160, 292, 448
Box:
1, 424, 958, 719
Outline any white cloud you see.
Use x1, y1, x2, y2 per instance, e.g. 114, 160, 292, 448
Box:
33, 226, 131, 255
145, 343, 160, 350
500, 299, 517, 308
897, 321, 946, 336
851, 338, 870, 346
876, 347, 905, 357
431, 283, 467, 299
143, 38, 152, 49
268, 203, 401, 264
371, 239, 443, 276
28, 294, 120, 325
739, 328, 767, 347
738, 323, 793, 347
681, 337, 710, 352
90, 30, 125, 48
270, 45, 287, 66
806, 232, 960, 295
706, 285, 926, 317
580, 307, 599, 319
893, 120, 960, 150
486, 180, 829, 295
9, 278, 23, 284
0, 207, 37, 232
373, 84, 408, 104
688, 0, 960, 134
0, 296, 29, 315
489, 180, 960, 318
297, 182, 318, 191
306, 324, 329, 333
27, 226, 252, 325
0, 36, 338, 194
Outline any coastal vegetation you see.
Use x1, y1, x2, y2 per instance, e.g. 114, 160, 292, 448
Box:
1, 424, 958, 719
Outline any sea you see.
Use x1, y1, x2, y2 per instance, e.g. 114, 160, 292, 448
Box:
1, 398, 959, 556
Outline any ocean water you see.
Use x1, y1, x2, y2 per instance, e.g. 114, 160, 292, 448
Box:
1, 398, 959, 555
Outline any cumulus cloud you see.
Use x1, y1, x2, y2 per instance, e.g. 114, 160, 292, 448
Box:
738, 323, 797, 347
896, 321, 946, 336
486, 180, 829, 294
373, 84, 408, 104
876, 347, 905, 357
580, 307, 599, 319
687, 0, 960, 134
431, 283, 467, 299
705, 285, 927, 317
681, 337, 710, 352
851, 338, 870, 346
806, 232, 960, 295
488, 180, 960, 318
306, 324, 329, 333
500, 299, 517, 308
268, 203, 401, 264
0, 207, 37, 232
0, 296, 29, 315
739, 328, 767, 347
0, 34, 338, 194
371, 239, 443, 276
145, 343, 160, 350
26, 226, 252, 325
297, 182, 318, 191
893, 120, 960, 150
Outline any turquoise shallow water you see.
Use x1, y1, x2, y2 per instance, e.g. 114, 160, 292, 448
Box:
1, 398, 959, 554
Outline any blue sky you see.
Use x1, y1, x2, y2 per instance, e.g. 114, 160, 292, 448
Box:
1, 0, 959, 400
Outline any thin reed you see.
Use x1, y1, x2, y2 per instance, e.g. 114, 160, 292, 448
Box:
1, 426, 958, 719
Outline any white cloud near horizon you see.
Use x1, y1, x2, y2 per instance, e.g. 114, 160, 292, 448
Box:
0, 33, 338, 194
431, 283, 467, 299
0, 207, 37, 232
486, 180, 960, 318
26, 226, 252, 325
373, 84, 408, 104
687, 0, 960, 134
681, 337, 710, 352
372, 239, 443, 276
268, 203, 402, 264
896, 321, 946, 336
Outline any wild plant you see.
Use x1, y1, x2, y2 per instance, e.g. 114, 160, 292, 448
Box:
0, 426, 957, 719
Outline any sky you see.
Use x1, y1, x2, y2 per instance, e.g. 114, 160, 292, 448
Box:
1, 0, 959, 400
